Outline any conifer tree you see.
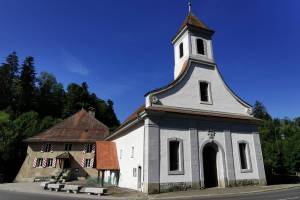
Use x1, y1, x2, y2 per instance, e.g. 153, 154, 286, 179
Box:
0, 52, 19, 109
18, 56, 36, 113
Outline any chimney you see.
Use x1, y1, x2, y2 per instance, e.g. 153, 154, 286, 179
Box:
88, 107, 95, 117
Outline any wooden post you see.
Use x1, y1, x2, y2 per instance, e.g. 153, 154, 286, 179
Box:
97, 170, 100, 184
101, 170, 105, 187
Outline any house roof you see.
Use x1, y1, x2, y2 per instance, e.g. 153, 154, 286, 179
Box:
25, 109, 109, 143
96, 141, 119, 170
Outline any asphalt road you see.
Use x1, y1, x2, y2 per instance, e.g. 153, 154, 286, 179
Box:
176, 187, 300, 200
0, 189, 98, 200
0, 187, 300, 200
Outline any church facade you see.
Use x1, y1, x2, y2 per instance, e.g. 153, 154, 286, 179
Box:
106, 10, 266, 193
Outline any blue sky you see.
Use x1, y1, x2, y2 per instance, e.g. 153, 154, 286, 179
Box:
0, 0, 299, 122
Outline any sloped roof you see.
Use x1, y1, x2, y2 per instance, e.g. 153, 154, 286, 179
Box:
174, 12, 214, 40
56, 152, 71, 159
96, 141, 119, 170
25, 109, 109, 143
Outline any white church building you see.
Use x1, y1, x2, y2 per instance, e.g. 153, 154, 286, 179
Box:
106, 8, 266, 194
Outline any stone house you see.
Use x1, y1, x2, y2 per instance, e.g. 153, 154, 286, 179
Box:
15, 109, 109, 182
104, 10, 266, 194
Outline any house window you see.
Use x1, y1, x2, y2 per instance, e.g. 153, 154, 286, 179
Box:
168, 138, 184, 174
86, 144, 93, 153
131, 146, 134, 158
196, 38, 205, 55
44, 143, 52, 152
239, 143, 248, 169
199, 81, 211, 103
46, 158, 53, 167
133, 168, 137, 177
179, 42, 184, 58
84, 159, 92, 168
64, 144, 72, 151
36, 158, 43, 167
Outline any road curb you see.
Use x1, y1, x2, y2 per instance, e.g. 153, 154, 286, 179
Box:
148, 185, 300, 200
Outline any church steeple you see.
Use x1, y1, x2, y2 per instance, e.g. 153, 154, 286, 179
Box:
172, 5, 215, 79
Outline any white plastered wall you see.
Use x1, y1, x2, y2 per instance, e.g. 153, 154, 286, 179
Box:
231, 133, 259, 180
113, 125, 144, 190
156, 62, 250, 116
159, 128, 192, 184
174, 31, 190, 79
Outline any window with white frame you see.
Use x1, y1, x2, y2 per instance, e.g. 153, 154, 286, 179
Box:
179, 42, 184, 58
84, 159, 92, 168
199, 81, 212, 103
36, 158, 43, 167
64, 143, 72, 151
44, 143, 52, 152
133, 168, 137, 177
131, 146, 134, 158
86, 144, 93, 153
238, 142, 252, 171
46, 158, 53, 167
196, 38, 205, 55
168, 138, 184, 174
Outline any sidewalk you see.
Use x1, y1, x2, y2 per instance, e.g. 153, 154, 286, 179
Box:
149, 184, 300, 199
0, 182, 299, 200
0, 182, 146, 199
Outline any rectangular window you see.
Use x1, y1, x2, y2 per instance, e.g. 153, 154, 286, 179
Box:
196, 38, 205, 55
84, 159, 91, 168
64, 144, 72, 151
36, 158, 43, 167
46, 158, 53, 167
133, 168, 137, 177
200, 81, 210, 103
44, 143, 52, 152
179, 42, 184, 58
239, 143, 248, 169
86, 144, 93, 153
169, 140, 180, 171
131, 146, 134, 158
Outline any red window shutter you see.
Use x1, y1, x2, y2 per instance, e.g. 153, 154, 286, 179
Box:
32, 157, 37, 168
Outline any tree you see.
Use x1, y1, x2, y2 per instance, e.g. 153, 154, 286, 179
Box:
253, 101, 272, 120
0, 52, 19, 110
63, 83, 84, 117
37, 72, 65, 117
101, 99, 120, 130
17, 56, 37, 113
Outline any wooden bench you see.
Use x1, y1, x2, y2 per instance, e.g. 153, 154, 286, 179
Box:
62, 185, 82, 194
40, 181, 56, 190
80, 187, 108, 196
48, 183, 65, 192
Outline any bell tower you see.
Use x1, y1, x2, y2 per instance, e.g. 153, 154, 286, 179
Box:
172, 3, 215, 79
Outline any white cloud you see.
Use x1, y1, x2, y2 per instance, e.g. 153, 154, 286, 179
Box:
61, 50, 89, 76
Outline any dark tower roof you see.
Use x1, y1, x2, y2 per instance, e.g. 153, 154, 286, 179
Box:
173, 11, 214, 42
